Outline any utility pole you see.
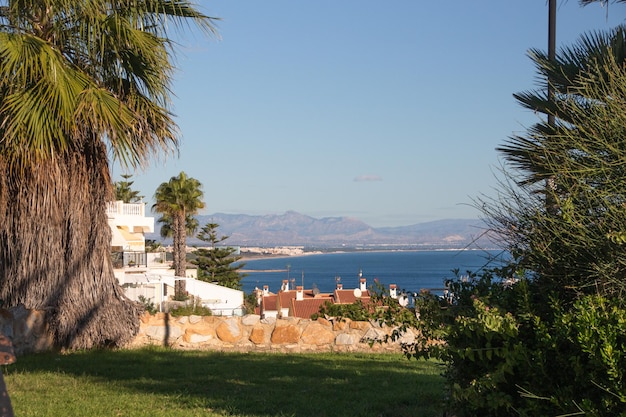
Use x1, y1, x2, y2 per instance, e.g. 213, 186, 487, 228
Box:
548, 0, 556, 127
546, 0, 557, 213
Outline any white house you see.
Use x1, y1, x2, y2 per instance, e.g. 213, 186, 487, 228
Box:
107, 200, 244, 315
107, 200, 154, 269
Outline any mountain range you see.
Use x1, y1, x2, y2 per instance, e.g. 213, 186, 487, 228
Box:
147, 211, 493, 249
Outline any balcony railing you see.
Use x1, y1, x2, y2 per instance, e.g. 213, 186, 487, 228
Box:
111, 251, 147, 268
107, 201, 145, 217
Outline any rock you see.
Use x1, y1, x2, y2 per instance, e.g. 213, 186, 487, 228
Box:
0, 306, 424, 354
301, 323, 335, 345
271, 324, 300, 344
316, 317, 331, 327
362, 327, 386, 343
188, 315, 202, 324
333, 319, 349, 331
184, 329, 214, 344
335, 333, 358, 345
145, 324, 182, 342
395, 328, 416, 344
349, 321, 370, 331
183, 320, 216, 344
216, 318, 242, 343
139, 311, 152, 324
249, 327, 266, 344
12, 308, 52, 354
242, 315, 260, 326
260, 317, 276, 325
0, 309, 14, 340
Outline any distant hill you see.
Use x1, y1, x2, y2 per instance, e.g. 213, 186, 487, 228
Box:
147, 211, 494, 249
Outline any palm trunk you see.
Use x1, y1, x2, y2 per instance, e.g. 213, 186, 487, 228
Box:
0, 141, 141, 350
173, 211, 187, 298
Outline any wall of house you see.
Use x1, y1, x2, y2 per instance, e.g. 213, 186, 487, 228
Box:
0, 307, 418, 355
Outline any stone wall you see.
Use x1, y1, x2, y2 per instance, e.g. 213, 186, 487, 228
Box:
0, 306, 54, 356
0, 306, 417, 355
129, 312, 417, 353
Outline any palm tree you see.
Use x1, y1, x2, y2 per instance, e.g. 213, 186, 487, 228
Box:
153, 172, 205, 299
0, 2, 217, 350
502, 25, 626, 185
157, 213, 200, 241
491, 26, 626, 297
580, 0, 626, 6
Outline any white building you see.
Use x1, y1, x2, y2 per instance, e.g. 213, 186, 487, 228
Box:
107, 200, 154, 268
107, 200, 244, 315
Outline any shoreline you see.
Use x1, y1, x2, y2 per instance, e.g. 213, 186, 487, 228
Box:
237, 246, 497, 263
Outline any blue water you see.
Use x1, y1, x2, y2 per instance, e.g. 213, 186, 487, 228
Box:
240, 249, 507, 296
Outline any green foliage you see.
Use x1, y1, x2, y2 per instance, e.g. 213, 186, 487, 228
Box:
137, 295, 157, 315
145, 239, 163, 253
113, 174, 143, 203
489, 28, 626, 300
244, 291, 258, 314
316, 299, 373, 321
168, 304, 212, 317
192, 223, 247, 290
153, 172, 205, 297
316, 280, 419, 340
419, 29, 626, 415
402, 266, 626, 417
561, 295, 626, 413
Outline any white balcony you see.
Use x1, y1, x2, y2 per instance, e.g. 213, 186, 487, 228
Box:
107, 201, 154, 233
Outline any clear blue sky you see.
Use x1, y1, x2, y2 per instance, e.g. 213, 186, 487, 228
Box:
111, 1, 625, 227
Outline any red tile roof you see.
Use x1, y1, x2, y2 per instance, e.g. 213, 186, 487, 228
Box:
262, 294, 278, 311
258, 276, 396, 318
333, 289, 370, 304
290, 298, 330, 319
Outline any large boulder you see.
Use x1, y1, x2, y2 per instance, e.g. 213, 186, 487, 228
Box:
249, 326, 266, 345
270, 324, 301, 344
216, 318, 242, 343
301, 323, 335, 345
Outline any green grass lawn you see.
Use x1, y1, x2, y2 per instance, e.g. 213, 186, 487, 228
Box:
2, 347, 445, 417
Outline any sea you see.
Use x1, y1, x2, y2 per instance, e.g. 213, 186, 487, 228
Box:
239, 249, 508, 297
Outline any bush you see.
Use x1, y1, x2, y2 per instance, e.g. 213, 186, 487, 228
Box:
138, 295, 158, 315
407, 270, 626, 417
168, 301, 213, 317
169, 305, 212, 317
314, 280, 419, 330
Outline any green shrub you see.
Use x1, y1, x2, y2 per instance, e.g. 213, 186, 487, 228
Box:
316, 299, 373, 321
169, 304, 212, 317
137, 295, 158, 315
315, 279, 419, 330
405, 270, 626, 417
559, 295, 626, 415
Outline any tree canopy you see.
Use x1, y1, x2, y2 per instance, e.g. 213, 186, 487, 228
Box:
153, 171, 205, 299
406, 20, 626, 417
491, 25, 626, 298
192, 223, 247, 290
0, 1, 217, 349
114, 174, 144, 203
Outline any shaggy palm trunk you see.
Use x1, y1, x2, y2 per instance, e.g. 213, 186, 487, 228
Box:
173, 211, 187, 298
0, 141, 141, 350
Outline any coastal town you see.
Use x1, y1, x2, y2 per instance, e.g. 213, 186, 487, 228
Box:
0, 2, 622, 416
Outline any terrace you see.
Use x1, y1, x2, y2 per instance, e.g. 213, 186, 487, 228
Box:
107, 201, 155, 268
